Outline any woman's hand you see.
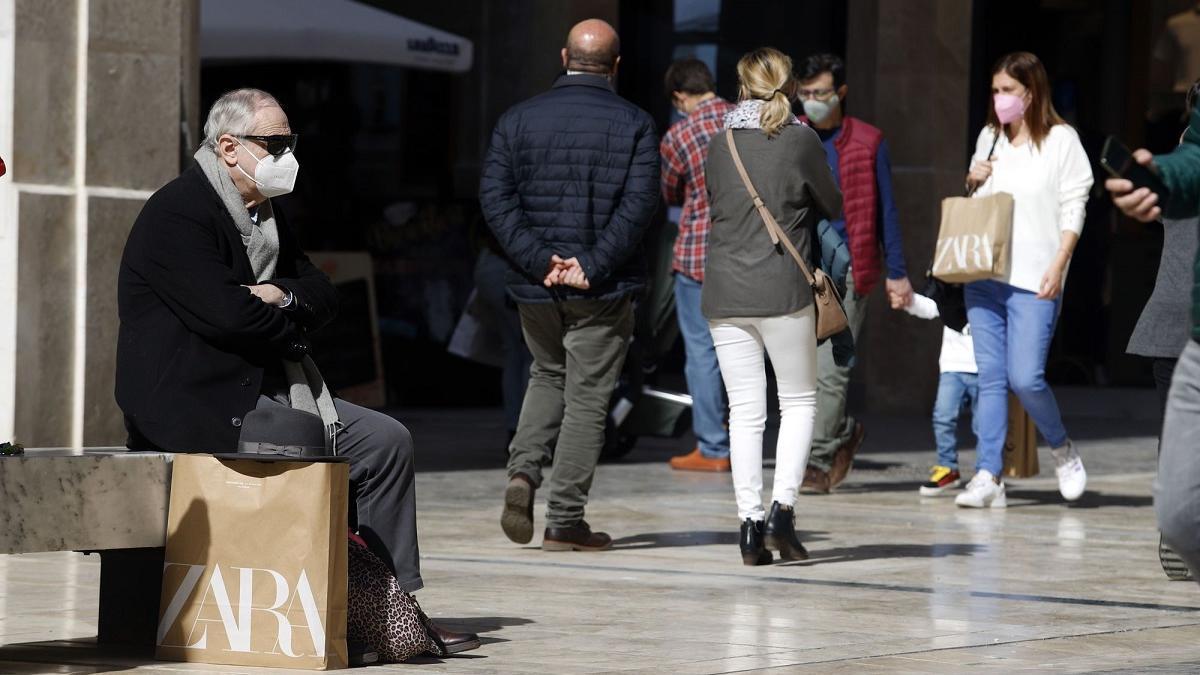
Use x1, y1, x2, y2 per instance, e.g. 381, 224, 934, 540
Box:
1037, 261, 1065, 300
967, 158, 993, 190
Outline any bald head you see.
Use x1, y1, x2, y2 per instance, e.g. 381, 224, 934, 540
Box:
562, 19, 620, 75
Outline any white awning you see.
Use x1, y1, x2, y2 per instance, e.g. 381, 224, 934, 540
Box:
200, 0, 473, 73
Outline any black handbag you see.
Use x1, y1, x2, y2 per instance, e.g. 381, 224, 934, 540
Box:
923, 271, 968, 332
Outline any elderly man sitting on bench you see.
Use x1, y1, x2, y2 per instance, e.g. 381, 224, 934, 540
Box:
114, 88, 477, 654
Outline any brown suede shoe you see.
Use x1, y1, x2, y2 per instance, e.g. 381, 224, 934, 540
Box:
501, 473, 535, 545
669, 448, 731, 472
800, 464, 831, 494
542, 520, 612, 551
829, 421, 865, 489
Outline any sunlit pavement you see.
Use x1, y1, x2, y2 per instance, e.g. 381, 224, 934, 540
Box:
3, 401, 1198, 674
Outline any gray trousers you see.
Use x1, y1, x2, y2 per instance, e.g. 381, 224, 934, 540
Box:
808, 272, 869, 471
256, 394, 423, 592
1156, 339, 1200, 580
507, 296, 634, 528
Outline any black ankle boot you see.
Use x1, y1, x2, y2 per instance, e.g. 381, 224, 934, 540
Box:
740, 518, 772, 566
763, 501, 808, 561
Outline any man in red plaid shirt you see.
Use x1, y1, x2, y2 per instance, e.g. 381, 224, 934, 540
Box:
659, 59, 735, 472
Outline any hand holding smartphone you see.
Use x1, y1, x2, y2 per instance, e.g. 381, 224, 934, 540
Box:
1101, 136, 1170, 204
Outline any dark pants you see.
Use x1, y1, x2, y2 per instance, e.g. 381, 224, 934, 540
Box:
507, 296, 634, 528
256, 394, 423, 592
1152, 357, 1178, 417
808, 273, 868, 471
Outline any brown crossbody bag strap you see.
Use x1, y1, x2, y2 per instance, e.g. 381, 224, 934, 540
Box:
724, 129, 848, 340
724, 129, 817, 287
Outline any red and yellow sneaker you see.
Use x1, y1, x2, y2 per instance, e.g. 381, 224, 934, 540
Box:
919, 465, 961, 497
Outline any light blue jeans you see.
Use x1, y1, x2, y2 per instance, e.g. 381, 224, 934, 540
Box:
674, 273, 730, 459
932, 371, 979, 471
964, 280, 1069, 476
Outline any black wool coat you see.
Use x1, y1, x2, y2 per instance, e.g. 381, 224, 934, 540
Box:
115, 161, 338, 452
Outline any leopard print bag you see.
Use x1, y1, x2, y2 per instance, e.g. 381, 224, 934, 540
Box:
347, 536, 441, 662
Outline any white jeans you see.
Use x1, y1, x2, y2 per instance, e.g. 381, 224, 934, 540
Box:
709, 306, 818, 521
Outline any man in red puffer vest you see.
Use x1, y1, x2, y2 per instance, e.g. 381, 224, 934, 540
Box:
797, 53, 914, 494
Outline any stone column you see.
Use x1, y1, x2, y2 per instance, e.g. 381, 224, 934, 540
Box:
0, 0, 197, 447
845, 0, 975, 413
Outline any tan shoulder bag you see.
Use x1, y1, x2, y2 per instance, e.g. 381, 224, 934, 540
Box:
725, 129, 848, 339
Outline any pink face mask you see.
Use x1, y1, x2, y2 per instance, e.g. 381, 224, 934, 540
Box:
994, 93, 1026, 124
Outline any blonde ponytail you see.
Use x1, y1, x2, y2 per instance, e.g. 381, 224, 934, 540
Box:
736, 47, 794, 136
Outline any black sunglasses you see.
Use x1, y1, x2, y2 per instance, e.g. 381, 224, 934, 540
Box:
238, 134, 298, 156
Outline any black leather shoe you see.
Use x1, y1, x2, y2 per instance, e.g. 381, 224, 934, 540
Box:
427, 621, 481, 655
740, 518, 772, 566
542, 520, 612, 551
763, 501, 808, 561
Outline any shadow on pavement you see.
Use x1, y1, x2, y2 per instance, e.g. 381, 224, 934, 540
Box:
401, 617, 534, 663
783, 542, 988, 566
823, 479, 931, 495
611, 529, 830, 550
0, 640, 141, 672
430, 616, 534, 633
1004, 489, 1153, 509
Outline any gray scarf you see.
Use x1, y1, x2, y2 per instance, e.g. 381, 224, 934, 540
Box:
194, 147, 342, 450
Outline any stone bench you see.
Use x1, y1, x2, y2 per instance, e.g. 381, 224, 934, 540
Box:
0, 448, 173, 645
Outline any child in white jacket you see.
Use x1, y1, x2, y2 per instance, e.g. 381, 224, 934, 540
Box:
905, 294, 978, 496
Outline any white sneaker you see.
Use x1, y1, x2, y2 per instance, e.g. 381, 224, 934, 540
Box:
1051, 441, 1087, 501
955, 470, 1007, 509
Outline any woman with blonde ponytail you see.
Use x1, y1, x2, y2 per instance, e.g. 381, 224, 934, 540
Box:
736, 48, 794, 136
701, 47, 843, 565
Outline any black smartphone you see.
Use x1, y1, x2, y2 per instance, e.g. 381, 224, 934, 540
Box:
1101, 136, 1170, 203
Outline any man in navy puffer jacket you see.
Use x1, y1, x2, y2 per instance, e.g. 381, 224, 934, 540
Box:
480, 18, 659, 552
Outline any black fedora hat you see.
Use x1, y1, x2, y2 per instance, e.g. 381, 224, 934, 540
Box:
213, 407, 346, 463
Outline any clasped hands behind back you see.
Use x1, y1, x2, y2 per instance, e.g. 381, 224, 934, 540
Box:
543, 254, 590, 290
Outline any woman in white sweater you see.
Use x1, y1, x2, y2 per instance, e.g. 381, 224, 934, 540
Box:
957, 51, 1093, 508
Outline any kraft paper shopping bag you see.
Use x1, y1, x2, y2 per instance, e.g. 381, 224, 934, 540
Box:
932, 192, 1014, 283
156, 454, 349, 670
1003, 393, 1040, 479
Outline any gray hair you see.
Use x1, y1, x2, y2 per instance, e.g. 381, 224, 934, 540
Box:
201, 88, 281, 151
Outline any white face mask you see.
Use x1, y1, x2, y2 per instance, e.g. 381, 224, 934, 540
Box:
802, 94, 840, 124
235, 139, 299, 198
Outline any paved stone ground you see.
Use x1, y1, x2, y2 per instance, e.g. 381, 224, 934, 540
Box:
3, 392, 1199, 674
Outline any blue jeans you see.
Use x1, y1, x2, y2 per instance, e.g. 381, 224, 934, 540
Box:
965, 280, 1069, 475
674, 273, 730, 458
932, 372, 979, 471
